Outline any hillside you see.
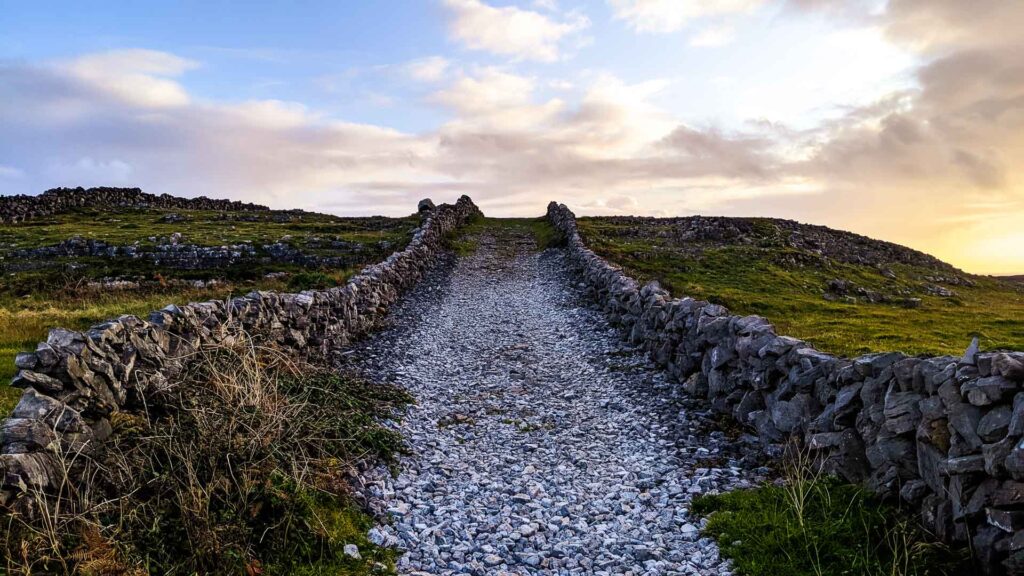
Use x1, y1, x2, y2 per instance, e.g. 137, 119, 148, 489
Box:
577, 215, 1024, 357
0, 187, 419, 413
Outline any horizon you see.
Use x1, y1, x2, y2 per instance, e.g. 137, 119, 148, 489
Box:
1, 1, 1022, 274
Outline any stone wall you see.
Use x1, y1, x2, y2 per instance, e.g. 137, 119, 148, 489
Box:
0, 187, 268, 223
547, 202, 1024, 574
3, 236, 396, 274
0, 196, 481, 509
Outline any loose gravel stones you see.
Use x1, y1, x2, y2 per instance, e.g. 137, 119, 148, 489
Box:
351, 227, 765, 575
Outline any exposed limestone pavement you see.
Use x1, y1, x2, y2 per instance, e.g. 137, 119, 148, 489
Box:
350, 223, 766, 575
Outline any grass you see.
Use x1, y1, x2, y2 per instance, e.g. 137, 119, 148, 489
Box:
577, 217, 1024, 357
692, 447, 969, 576
0, 207, 417, 416
444, 217, 561, 257
0, 281, 292, 415
692, 482, 966, 576
0, 339, 411, 575
0, 207, 416, 252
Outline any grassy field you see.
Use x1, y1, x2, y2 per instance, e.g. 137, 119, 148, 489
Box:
577, 217, 1024, 358
0, 207, 417, 415
444, 216, 562, 256
0, 207, 415, 251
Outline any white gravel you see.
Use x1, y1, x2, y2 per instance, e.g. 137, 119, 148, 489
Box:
350, 228, 766, 575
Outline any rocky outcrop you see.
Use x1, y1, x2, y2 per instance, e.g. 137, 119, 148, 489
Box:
0, 196, 482, 509
590, 214, 965, 274
0, 187, 268, 223
548, 202, 1024, 574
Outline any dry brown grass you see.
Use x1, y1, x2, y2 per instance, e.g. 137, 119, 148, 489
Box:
1, 335, 409, 575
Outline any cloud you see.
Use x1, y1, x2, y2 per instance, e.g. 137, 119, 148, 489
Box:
0, 49, 796, 217
48, 157, 134, 184
0, 165, 25, 179
63, 49, 198, 108
609, 0, 764, 34
690, 25, 737, 47
767, 0, 1024, 272
2, 14, 1021, 273
405, 56, 451, 82
442, 0, 589, 62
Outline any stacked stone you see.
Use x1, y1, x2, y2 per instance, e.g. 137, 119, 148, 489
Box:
0, 196, 482, 510
547, 201, 1024, 574
5, 238, 389, 273
0, 187, 268, 223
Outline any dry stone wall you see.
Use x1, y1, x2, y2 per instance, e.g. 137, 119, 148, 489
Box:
547, 202, 1024, 574
0, 196, 481, 509
0, 186, 268, 223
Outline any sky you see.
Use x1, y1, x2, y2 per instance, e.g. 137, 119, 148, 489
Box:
0, 1, 1022, 274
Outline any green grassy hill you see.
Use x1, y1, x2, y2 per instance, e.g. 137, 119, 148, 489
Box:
0, 206, 417, 413
577, 216, 1024, 358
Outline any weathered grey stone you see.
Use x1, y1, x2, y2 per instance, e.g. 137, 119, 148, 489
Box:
962, 376, 1018, 406
941, 455, 986, 475
10, 370, 64, 393
892, 358, 920, 391
11, 389, 87, 433
993, 353, 1024, 381
917, 440, 947, 494
854, 352, 903, 377
1009, 392, 1024, 436
1006, 440, 1024, 480
13, 352, 37, 370
770, 393, 813, 433
0, 418, 56, 453
900, 479, 929, 504
991, 480, 1024, 507
962, 336, 980, 365
808, 429, 869, 481
978, 405, 1013, 442
884, 389, 922, 435
949, 402, 985, 451
988, 508, 1024, 532
983, 437, 1016, 476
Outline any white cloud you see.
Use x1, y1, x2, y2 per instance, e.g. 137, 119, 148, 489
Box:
0, 165, 25, 179
609, 0, 764, 34
442, 0, 589, 62
690, 25, 737, 47
433, 67, 537, 113
0, 49, 793, 217
62, 49, 198, 108
48, 157, 134, 184
405, 56, 451, 82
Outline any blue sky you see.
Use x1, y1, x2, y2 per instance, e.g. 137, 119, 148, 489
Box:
1, 1, 1022, 272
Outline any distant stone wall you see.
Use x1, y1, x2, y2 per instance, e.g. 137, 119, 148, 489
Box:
547, 202, 1024, 574
3, 236, 397, 274
0, 187, 268, 223
0, 196, 481, 509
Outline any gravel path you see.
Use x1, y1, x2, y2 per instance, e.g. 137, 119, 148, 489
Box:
350, 225, 766, 575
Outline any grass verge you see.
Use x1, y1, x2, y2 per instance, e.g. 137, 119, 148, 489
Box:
693, 482, 967, 576
692, 448, 969, 576
0, 338, 411, 575
577, 217, 1024, 357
